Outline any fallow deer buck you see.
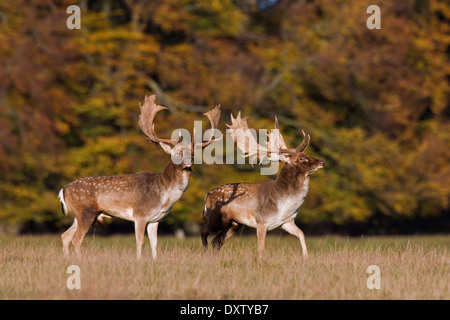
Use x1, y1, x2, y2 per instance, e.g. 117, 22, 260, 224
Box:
200, 112, 324, 259
59, 95, 221, 259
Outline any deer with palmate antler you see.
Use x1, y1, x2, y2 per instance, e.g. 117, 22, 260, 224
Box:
59, 95, 220, 259
200, 112, 324, 260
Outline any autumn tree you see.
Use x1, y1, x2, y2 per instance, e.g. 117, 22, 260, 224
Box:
0, 0, 448, 234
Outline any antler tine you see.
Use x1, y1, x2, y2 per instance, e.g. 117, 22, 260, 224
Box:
268, 116, 293, 154
227, 111, 269, 163
268, 116, 297, 161
204, 104, 221, 132
196, 104, 222, 148
295, 129, 310, 153
138, 95, 179, 147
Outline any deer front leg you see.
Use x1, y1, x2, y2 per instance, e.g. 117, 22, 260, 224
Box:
134, 218, 147, 260
147, 222, 158, 260
281, 219, 308, 258
256, 223, 268, 260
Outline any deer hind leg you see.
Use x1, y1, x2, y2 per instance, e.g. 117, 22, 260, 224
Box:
61, 218, 78, 257
281, 219, 308, 258
211, 221, 240, 252
200, 206, 225, 252
71, 208, 97, 258
200, 224, 210, 252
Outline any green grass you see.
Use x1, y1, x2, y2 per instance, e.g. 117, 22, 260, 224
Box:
0, 234, 448, 299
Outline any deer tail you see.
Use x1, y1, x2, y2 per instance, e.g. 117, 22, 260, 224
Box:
58, 188, 69, 216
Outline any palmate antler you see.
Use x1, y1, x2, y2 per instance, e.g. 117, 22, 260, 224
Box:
226, 111, 269, 164
139, 95, 221, 151
268, 116, 310, 154
226, 112, 310, 164
138, 95, 180, 147
197, 104, 221, 148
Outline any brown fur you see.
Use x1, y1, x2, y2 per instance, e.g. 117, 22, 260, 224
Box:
60, 161, 191, 259
200, 152, 324, 259
60, 95, 220, 260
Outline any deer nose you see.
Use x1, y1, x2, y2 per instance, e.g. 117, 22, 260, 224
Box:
320, 160, 325, 166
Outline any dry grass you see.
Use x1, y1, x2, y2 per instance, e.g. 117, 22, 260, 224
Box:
0, 234, 448, 299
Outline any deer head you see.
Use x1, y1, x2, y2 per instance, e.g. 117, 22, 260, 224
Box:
139, 95, 221, 169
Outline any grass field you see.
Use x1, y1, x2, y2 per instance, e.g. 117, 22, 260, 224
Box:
0, 233, 448, 299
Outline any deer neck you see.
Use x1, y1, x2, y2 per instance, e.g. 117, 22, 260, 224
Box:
273, 163, 309, 197
159, 160, 191, 191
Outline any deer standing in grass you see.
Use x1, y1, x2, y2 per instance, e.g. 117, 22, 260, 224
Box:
59, 95, 220, 259
200, 112, 324, 259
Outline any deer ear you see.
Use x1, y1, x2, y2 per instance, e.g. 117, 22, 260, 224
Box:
159, 142, 174, 155
278, 152, 292, 163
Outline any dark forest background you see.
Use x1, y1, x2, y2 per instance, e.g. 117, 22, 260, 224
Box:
0, 0, 449, 235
